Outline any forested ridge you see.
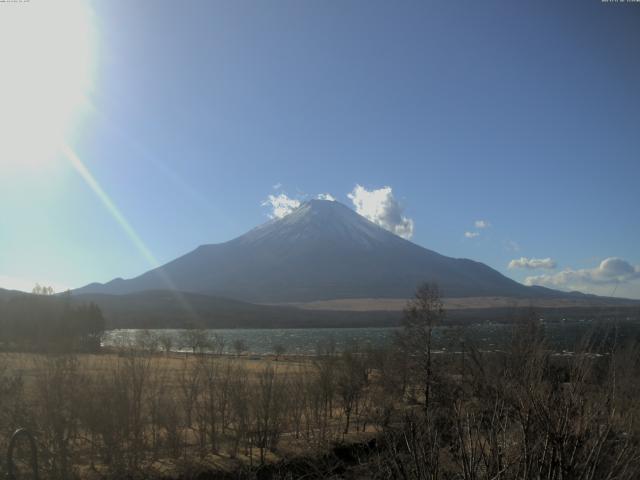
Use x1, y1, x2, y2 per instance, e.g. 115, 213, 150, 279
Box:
0, 291, 105, 351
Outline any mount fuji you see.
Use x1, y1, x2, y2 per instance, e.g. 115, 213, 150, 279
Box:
74, 199, 566, 303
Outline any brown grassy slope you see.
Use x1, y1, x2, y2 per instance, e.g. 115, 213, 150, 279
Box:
274, 295, 640, 311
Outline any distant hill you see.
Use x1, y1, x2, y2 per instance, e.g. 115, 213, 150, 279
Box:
0, 288, 28, 301
72, 290, 400, 329
1, 287, 636, 330
74, 199, 598, 303
0, 287, 398, 329
57, 290, 640, 329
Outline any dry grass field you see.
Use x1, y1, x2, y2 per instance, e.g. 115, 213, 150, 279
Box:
278, 295, 640, 311
0, 326, 639, 480
1, 351, 307, 383
0, 348, 384, 479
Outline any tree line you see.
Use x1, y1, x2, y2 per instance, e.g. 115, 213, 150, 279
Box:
0, 289, 105, 352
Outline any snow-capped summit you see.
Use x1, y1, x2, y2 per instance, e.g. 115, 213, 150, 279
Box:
239, 199, 405, 250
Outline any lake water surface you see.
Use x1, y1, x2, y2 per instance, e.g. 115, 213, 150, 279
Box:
103, 321, 640, 355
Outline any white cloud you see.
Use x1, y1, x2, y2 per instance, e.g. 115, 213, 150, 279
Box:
261, 193, 301, 219
509, 257, 557, 270
272, 182, 282, 190
525, 257, 640, 297
347, 185, 414, 239
317, 193, 336, 201
464, 220, 489, 239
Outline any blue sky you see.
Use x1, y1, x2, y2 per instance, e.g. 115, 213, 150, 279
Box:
1, 0, 639, 298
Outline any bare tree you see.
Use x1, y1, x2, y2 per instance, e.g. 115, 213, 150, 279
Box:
177, 357, 201, 458
135, 329, 159, 355
181, 329, 210, 355
252, 365, 287, 464
34, 355, 84, 479
273, 343, 286, 361
228, 364, 250, 459
399, 282, 444, 414
233, 338, 247, 357
158, 333, 174, 355
337, 346, 367, 434
211, 333, 226, 356
32, 283, 55, 295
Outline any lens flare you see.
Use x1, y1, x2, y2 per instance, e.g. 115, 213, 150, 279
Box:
62, 145, 160, 269
62, 145, 200, 321
0, 0, 96, 169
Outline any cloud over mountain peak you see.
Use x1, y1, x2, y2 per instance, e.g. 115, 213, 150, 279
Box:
347, 185, 414, 239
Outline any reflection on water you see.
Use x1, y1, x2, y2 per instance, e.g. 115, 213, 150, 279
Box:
103, 327, 397, 355
102, 320, 640, 356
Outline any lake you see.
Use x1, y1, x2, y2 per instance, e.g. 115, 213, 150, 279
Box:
102, 320, 640, 355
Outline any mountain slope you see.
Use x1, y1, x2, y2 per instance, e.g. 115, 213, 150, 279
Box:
74, 200, 572, 302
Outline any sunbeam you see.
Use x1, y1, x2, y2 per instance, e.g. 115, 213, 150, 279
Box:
62, 145, 160, 270
62, 144, 201, 322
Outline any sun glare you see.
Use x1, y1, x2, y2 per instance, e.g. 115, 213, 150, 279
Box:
0, 0, 95, 170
